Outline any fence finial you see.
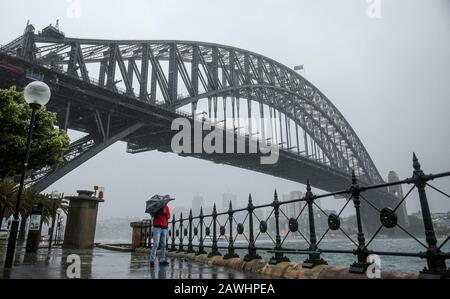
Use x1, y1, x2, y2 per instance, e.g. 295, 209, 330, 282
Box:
189, 208, 193, 218
413, 152, 421, 171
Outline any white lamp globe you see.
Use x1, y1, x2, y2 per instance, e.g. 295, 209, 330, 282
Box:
24, 81, 51, 107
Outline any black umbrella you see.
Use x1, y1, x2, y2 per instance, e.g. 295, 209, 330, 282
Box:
145, 195, 174, 217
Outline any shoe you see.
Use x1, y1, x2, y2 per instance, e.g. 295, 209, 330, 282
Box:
159, 261, 169, 266
150, 261, 155, 268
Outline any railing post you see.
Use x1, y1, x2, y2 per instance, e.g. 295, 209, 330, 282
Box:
187, 209, 195, 253
303, 180, 328, 268
196, 207, 207, 255
349, 170, 371, 273
208, 204, 221, 257
244, 194, 261, 262
224, 200, 239, 259
412, 153, 449, 279
269, 190, 290, 264
178, 212, 184, 252
170, 215, 176, 252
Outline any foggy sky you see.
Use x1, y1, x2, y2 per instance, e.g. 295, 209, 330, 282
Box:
1, 0, 449, 220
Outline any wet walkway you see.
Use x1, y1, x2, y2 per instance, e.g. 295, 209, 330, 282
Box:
0, 241, 267, 279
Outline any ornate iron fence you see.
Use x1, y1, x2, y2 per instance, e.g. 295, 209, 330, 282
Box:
166, 153, 450, 278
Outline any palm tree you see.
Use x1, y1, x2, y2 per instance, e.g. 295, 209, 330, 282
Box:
0, 178, 16, 229
17, 188, 41, 241
41, 193, 68, 240
40, 194, 67, 226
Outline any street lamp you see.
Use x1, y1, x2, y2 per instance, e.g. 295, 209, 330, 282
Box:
4, 81, 51, 269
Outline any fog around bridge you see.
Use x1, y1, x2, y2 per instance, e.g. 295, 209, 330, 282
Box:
1, 0, 449, 220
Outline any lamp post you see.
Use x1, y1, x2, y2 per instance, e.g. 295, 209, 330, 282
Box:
4, 81, 51, 269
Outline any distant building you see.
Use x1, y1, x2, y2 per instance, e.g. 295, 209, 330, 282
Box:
222, 193, 237, 212
192, 195, 204, 215
172, 206, 190, 219
281, 191, 304, 219
275, 191, 303, 234
252, 198, 264, 223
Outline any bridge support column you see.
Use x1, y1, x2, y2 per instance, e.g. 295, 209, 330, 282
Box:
63, 190, 104, 249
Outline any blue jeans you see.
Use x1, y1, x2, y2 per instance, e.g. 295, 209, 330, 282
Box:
150, 227, 167, 263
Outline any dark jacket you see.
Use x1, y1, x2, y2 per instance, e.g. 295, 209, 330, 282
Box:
153, 205, 170, 229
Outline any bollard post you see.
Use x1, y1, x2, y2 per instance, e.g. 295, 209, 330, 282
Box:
224, 201, 239, 259
187, 209, 195, 253
413, 153, 449, 279
196, 207, 207, 255
208, 204, 221, 257
349, 170, 371, 273
269, 190, 290, 264
244, 194, 261, 262
303, 180, 328, 268
170, 215, 176, 252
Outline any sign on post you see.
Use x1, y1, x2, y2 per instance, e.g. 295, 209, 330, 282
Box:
29, 203, 43, 231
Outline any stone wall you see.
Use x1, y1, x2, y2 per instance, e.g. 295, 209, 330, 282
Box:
134, 248, 418, 279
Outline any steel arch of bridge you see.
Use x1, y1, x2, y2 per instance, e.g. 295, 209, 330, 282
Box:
2, 24, 383, 186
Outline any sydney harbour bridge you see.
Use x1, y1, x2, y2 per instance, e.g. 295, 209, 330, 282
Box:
0, 23, 407, 229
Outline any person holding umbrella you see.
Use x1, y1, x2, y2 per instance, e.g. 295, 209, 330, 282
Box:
146, 195, 173, 267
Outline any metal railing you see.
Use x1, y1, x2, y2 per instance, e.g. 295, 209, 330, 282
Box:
165, 153, 450, 278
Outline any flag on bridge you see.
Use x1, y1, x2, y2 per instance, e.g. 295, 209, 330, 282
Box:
294, 65, 304, 71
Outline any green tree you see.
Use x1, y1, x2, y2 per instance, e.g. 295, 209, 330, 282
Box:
0, 86, 70, 178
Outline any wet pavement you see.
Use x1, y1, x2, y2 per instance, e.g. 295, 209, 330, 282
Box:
0, 241, 267, 279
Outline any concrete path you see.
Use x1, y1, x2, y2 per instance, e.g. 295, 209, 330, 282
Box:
0, 241, 268, 279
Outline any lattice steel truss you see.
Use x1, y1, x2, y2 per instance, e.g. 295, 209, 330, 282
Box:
1, 24, 383, 186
